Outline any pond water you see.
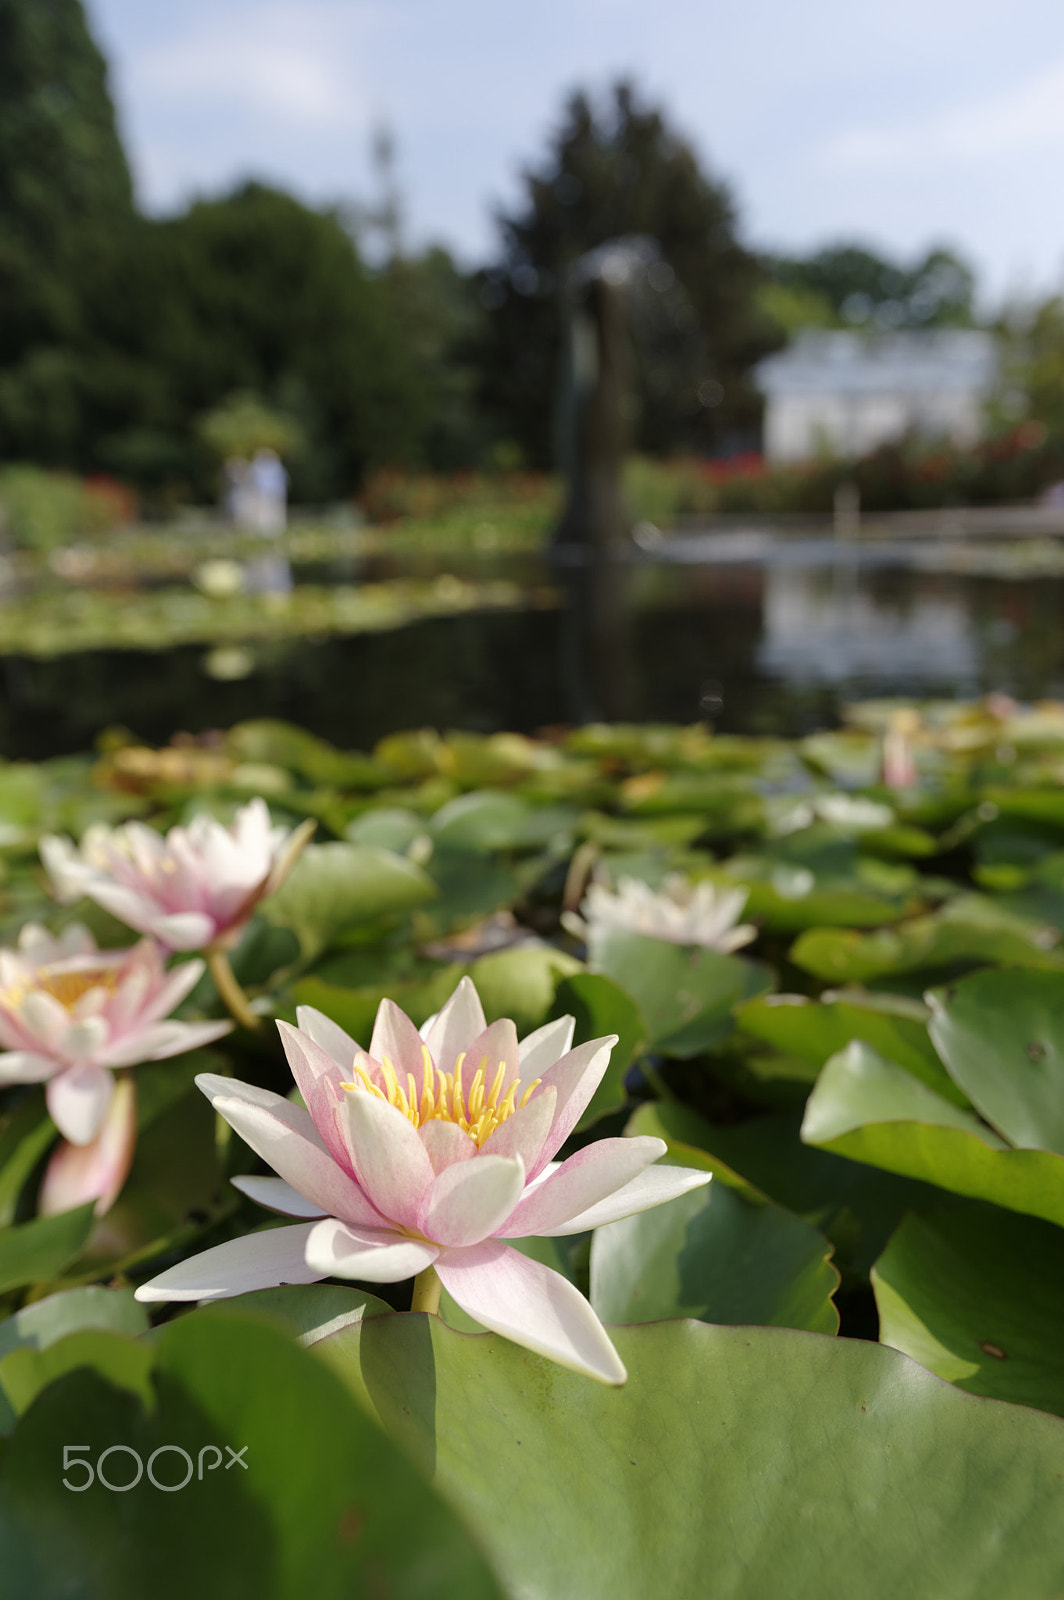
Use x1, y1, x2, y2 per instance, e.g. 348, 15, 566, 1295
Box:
2, 528, 1063, 758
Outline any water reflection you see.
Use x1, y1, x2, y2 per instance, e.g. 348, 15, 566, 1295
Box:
2, 533, 1064, 757
757, 565, 980, 686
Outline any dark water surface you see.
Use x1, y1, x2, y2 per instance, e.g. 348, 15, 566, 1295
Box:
2, 541, 1063, 759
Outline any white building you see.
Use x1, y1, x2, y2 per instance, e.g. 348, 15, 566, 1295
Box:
755, 329, 999, 463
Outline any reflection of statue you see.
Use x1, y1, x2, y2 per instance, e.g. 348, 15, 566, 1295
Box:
553, 243, 642, 721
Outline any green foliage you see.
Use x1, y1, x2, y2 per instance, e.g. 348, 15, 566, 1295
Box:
0, 0, 134, 463
197, 392, 305, 462
766, 242, 976, 331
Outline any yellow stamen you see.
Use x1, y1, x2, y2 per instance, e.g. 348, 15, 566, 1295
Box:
340, 1045, 541, 1149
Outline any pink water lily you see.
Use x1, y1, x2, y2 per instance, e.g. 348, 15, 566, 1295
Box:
38, 1074, 138, 1217
0, 924, 231, 1144
135, 977, 711, 1384
40, 798, 315, 952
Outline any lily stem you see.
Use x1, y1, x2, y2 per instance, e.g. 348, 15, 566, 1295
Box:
410, 1265, 442, 1316
207, 946, 261, 1032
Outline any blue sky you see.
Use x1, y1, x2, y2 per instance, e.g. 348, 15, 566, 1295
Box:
86, 0, 1064, 304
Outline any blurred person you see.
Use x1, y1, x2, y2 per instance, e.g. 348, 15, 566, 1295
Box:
247, 448, 288, 534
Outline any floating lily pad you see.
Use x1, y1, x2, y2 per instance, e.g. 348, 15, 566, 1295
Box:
589, 927, 772, 1057
319, 1313, 1064, 1600
873, 1204, 1064, 1417
927, 968, 1064, 1151
590, 1181, 840, 1334
802, 1042, 1064, 1226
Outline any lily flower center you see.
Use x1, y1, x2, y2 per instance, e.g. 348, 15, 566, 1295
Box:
342, 1046, 541, 1149
38, 964, 122, 1009
1, 963, 122, 1013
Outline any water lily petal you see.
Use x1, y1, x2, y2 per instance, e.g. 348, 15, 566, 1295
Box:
305, 1216, 438, 1281
38, 1076, 138, 1217
417, 1153, 526, 1247
277, 1020, 353, 1169
0, 1050, 60, 1084
46, 1061, 115, 1145
135, 1223, 323, 1302
436, 1240, 626, 1385
150, 911, 219, 950
479, 1086, 557, 1172
369, 998, 427, 1080
230, 1175, 328, 1218
543, 1163, 713, 1235
421, 975, 486, 1073
138, 955, 207, 1023
526, 1035, 617, 1179
197, 1075, 385, 1228
499, 1136, 666, 1237
340, 1088, 435, 1228
518, 1014, 575, 1077
459, 1017, 521, 1094
104, 1018, 232, 1067
294, 1005, 360, 1071
419, 1119, 477, 1172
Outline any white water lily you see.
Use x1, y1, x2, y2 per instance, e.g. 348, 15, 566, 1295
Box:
0, 924, 231, 1144
41, 798, 314, 952
565, 873, 756, 953
135, 977, 711, 1385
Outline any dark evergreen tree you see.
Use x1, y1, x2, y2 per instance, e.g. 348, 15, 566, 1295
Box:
475, 81, 775, 465
0, 0, 135, 461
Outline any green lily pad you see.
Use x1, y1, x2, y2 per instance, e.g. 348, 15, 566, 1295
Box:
590, 1182, 840, 1333
0, 1204, 95, 1298
802, 1042, 1064, 1226
468, 945, 583, 1037
549, 972, 647, 1130
0, 1286, 147, 1363
264, 842, 436, 958
791, 907, 1064, 984
589, 927, 773, 1057
873, 1204, 1064, 1417
927, 968, 1064, 1151
736, 991, 966, 1105
0, 1310, 503, 1600
430, 791, 578, 852
627, 1100, 940, 1278
0, 1098, 58, 1227
320, 1313, 1064, 1600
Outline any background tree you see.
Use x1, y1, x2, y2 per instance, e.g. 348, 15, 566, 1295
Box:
76, 182, 426, 502
476, 81, 775, 466
0, 0, 135, 464
764, 243, 977, 334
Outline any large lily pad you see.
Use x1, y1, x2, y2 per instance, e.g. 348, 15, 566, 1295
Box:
589, 927, 772, 1057
736, 991, 966, 1105
264, 842, 436, 958
320, 1313, 1064, 1600
791, 906, 1064, 984
0, 1204, 95, 1298
0, 1310, 503, 1600
802, 1042, 1064, 1226
927, 968, 1064, 1151
873, 1204, 1064, 1417
590, 1182, 840, 1333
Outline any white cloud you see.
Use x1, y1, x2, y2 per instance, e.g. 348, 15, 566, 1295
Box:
133, 0, 380, 131
821, 55, 1064, 170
